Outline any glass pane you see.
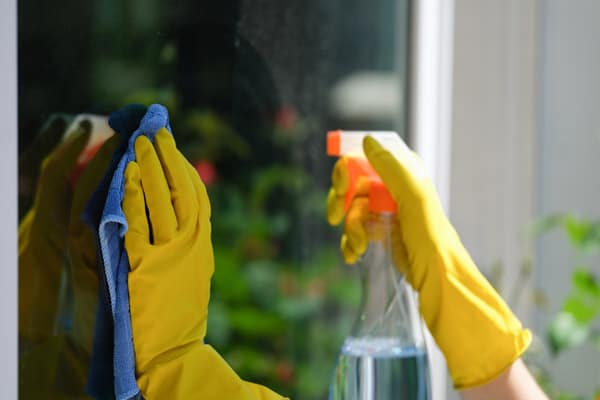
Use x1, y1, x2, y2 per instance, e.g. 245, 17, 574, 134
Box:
18, 1, 410, 398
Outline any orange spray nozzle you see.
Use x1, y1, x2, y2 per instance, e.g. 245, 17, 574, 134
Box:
327, 130, 397, 214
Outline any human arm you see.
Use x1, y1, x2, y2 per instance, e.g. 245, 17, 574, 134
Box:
461, 359, 548, 400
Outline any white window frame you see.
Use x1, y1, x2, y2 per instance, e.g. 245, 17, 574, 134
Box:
408, 0, 455, 399
0, 0, 18, 397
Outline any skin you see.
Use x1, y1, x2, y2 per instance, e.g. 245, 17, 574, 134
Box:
461, 359, 549, 400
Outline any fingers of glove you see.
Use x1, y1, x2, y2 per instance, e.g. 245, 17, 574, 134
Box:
123, 161, 150, 244
154, 129, 197, 227
353, 176, 371, 197
326, 188, 345, 226
327, 168, 370, 226
343, 196, 369, 256
331, 158, 350, 195
341, 234, 361, 265
135, 135, 177, 243
390, 221, 410, 277
184, 161, 211, 222
42, 129, 90, 180
363, 136, 423, 203
70, 134, 119, 224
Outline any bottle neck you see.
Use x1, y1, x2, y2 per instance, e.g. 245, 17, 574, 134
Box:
351, 212, 425, 348
365, 212, 396, 247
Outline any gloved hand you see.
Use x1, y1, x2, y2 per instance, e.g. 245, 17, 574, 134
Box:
19, 128, 91, 345
327, 136, 531, 390
19, 334, 90, 399
20, 131, 117, 399
19, 114, 73, 220
123, 128, 286, 399
67, 134, 120, 352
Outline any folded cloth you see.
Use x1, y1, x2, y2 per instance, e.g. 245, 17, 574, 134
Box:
82, 104, 150, 399
100, 104, 172, 400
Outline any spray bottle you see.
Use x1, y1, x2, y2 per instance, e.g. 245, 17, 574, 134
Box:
327, 130, 431, 400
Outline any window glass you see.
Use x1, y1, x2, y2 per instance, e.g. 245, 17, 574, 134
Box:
18, 1, 409, 398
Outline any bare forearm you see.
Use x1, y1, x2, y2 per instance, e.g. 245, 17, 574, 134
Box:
460, 359, 548, 400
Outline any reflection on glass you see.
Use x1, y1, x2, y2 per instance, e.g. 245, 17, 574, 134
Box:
19, 0, 409, 398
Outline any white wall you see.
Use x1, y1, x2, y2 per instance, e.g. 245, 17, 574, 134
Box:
451, 0, 600, 396
451, 0, 538, 328
535, 0, 600, 393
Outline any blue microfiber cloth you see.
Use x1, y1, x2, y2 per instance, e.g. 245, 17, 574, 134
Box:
100, 104, 172, 400
84, 104, 147, 399
85, 104, 171, 400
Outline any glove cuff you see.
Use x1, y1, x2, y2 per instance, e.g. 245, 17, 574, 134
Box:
417, 242, 533, 390
137, 344, 287, 400
452, 328, 532, 390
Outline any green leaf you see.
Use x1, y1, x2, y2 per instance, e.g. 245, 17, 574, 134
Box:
564, 216, 588, 245
564, 216, 600, 253
563, 268, 600, 324
529, 214, 566, 237
547, 311, 590, 355
530, 214, 600, 253
572, 268, 600, 297
563, 296, 598, 324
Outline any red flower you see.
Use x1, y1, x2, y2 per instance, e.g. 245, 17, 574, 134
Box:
275, 361, 294, 385
275, 106, 297, 130
193, 160, 217, 186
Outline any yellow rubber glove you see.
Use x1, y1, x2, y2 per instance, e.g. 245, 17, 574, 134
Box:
123, 128, 286, 400
67, 134, 119, 351
19, 129, 91, 345
20, 136, 120, 400
327, 136, 531, 390
19, 334, 90, 400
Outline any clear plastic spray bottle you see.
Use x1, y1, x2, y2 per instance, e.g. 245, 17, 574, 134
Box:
327, 130, 431, 400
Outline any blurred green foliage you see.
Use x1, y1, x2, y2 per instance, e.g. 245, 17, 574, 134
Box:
530, 214, 600, 399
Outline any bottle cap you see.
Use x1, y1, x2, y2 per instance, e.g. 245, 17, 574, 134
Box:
369, 180, 397, 213
327, 130, 402, 157
327, 130, 342, 155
